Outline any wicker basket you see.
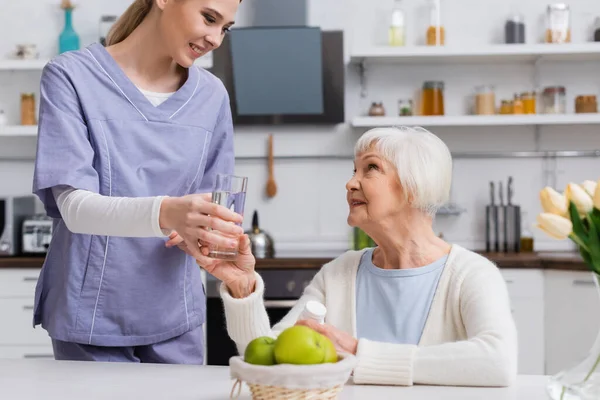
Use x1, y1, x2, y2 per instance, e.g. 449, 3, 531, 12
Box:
229, 353, 357, 400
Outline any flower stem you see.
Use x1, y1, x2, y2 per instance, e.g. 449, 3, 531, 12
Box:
583, 349, 600, 382
569, 234, 590, 253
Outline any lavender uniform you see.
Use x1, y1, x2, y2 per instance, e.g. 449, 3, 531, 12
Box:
31, 43, 234, 363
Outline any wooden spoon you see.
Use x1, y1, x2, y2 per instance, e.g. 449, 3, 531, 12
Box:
266, 134, 277, 198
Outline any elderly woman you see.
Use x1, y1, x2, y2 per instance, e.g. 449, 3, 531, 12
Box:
188, 126, 517, 387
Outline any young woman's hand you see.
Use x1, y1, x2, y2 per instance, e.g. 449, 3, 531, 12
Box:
166, 232, 256, 299
159, 193, 244, 261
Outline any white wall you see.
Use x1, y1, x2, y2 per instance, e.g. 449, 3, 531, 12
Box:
1, 0, 599, 255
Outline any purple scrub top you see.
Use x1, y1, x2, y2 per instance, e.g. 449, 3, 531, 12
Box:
32, 43, 234, 346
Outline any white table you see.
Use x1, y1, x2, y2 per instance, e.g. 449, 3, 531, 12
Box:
0, 359, 550, 399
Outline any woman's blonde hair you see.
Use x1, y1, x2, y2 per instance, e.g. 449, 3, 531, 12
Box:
105, 0, 153, 46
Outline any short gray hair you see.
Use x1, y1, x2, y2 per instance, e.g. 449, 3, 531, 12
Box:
354, 126, 452, 216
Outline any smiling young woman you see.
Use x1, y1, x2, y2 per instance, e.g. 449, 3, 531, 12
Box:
31, 0, 251, 364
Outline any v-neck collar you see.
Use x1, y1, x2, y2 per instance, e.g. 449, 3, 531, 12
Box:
85, 43, 201, 122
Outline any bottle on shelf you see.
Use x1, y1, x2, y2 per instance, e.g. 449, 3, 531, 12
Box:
512, 93, 524, 114
389, 0, 405, 46
426, 0, 444, 46
594, 17, 600, 42
520, 211, 534, 253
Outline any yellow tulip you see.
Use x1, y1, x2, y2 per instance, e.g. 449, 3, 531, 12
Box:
594, 179, 600, 210
539, 187, 568, 217
536, 213, 573, 240
565, 183, 593, 215
581, 180, 598, 198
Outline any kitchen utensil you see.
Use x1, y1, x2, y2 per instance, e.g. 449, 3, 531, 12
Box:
244, 210, 275, 258
485, 181, 499, 252
504, 176, 522, 252
266, 134, 277, 198
498, 180, 506, 253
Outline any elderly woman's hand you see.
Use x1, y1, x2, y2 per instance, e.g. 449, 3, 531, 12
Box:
295, 319, 358, 355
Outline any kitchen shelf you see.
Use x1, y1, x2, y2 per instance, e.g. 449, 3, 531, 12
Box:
0, 125, 37, 136
352, 114, 600, 128
0, 59, 49, 71
350, 43, 600, 64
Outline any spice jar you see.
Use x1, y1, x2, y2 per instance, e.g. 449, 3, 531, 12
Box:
505, 14, 526, 44
398, 99, 413, 116
421, 81, 444, 116
21, 93, 37, 125
368, 102, 386, 116
499, 100, 513, 114
512, 94, 524, 114
474, 85, 496, 115
546, 4, 571, 43
575, 95, 598, 113
541, 86, 566, 114
521, 91, 536, 114
426, 0, 444, 46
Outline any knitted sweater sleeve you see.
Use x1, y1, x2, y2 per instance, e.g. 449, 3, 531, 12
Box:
219, 268, 327, 355
353, 263, 518, 387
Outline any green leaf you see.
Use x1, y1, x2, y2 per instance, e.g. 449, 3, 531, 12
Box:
580, 246, 593, 266
587, 216, 600, 275
570, 201, 589, 242
591, 208, 600, 237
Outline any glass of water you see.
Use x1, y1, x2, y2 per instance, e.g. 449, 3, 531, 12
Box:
207, 173, 248, 260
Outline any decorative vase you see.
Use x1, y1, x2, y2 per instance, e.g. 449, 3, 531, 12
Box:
547, 272, 600, 400
59, 0, 80, 54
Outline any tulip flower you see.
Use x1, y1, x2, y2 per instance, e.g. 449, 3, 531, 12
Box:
581, 180, 598, 198
539, 187, 568, 217
565, 183, 594, 215
536, 213, 573, 240
594, 180, 600, 211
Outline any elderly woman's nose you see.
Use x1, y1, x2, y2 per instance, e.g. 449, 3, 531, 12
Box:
346, 176, 359, 191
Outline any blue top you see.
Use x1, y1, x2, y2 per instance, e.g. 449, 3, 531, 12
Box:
32, 43, 234, 346
356, 248, 448, 345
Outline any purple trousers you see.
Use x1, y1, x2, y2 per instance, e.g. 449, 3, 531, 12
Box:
51, 326, 204, 364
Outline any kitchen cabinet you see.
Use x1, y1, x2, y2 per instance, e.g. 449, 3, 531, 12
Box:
0, 269, 53, 359
501, 269, 545, 375
544, 270, 600, 375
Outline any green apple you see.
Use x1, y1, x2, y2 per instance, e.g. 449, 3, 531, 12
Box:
244, 336, 277, 366
274, 325, 338, 365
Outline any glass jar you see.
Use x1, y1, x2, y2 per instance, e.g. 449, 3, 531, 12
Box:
421, 81, 445, 116
499, 100, 513, 114
20, 93, 36, 125
546, 4, 571, 44
398, 99, 413, 116
474, 85, 496, 115
389, 0, 405, 46
99, 15, 117, 46
512, 93, 524, 114
426, 0, 444, 46
521, 91, 536, 114
542, 86, 566, 114
575, 95, 598, 114
368, 102, 386, 116
505, 14, 526, 44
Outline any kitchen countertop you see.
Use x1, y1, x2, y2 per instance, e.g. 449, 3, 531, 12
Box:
0, 359, 549, 400
0, 251, 589, 271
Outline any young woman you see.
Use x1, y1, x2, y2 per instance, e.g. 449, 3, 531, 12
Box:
32, 0, 247, 364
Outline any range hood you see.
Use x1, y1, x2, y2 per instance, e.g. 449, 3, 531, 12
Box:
249, 0, 308, 27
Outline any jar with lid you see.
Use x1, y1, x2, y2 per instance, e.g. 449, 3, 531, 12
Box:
421, 81, 444, 116
546, 4, 571, 43
398, 99, 413, 116
368, 102, 386, 116
499, 100, 513, 114
99, 15, 117, 46
389, 0, 405, 46
20, 93, 37, 125
512, 94, 524, 114
474, 85, 496, 115
521, 91, 536, 114
575, 95, 598, 113
541, 86, 566, 114
505, 14, 526, 44
426, 0, 444, 46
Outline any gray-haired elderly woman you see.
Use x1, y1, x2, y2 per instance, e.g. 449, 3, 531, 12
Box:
192, 126, 518, 387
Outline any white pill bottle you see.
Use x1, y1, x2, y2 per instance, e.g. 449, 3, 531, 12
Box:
299, 300, 327, 324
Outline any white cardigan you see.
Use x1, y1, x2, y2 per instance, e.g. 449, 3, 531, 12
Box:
220, 244, 518, 387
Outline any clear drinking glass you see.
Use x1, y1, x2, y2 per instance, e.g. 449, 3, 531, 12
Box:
207, 173, 248, 260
